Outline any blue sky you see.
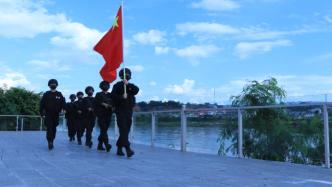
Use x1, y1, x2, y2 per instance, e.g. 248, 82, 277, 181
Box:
0, 0, 331, 104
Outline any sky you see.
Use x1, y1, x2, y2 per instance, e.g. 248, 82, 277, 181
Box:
0, 0, 331, 104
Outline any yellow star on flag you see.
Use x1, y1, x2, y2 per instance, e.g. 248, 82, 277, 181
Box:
112, 16, 119, 29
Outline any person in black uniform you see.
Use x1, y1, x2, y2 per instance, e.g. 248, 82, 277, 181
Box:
74, 91, 85, 145
65, 94, 77, 142
111, 68, 139, 157
94, 81, 113, 152
40, 79, 66, 150
83, 86, 96, 148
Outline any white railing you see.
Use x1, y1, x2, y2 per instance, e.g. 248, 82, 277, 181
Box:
133, 102, 331, 168
0, 102, 330, 168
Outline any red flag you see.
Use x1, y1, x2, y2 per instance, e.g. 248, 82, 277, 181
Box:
94, 6, 123, 83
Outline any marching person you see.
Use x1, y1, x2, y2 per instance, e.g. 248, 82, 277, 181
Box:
83, 86, 96, 148
94, 81, 113, 152
74, 91, 85, 145
65, 94, 77, 142
111, 68, 139, 157
40, 79, 66, 150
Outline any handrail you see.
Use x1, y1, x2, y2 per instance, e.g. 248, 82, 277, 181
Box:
0, 103, 330, 168
134, 102, 331, 114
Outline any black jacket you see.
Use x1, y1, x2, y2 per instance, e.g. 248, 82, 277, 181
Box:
65, 101, 76, 119
40, 91, 65, 116
111, 81, 139, 111
94, 92, 113, 117
74, 98, 85, 119
83, 96, 95, 119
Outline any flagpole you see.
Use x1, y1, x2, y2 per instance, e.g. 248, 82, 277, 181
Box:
121, 0, 127, 97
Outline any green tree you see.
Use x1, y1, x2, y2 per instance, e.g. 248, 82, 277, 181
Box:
0, 87, 42, 130
1, 87, 41, 115
219, 77, 326, 165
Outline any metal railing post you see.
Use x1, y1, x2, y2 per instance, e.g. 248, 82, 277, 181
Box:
16, 115, 19, 131
323, 104, 330, 168
151, 112, 156, 147
21, 117, 24, 132
181, 105, 187, 152
238, 109, 243, 158
40, 117, 43, 131
63, 117, 66, 132
130, 115, 135, 143
114, 115, 119, 141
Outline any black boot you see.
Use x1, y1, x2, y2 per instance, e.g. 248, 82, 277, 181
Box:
105, 144, 112, 152
97, 142, 105, 151
117, 146, 125, 156
125, 145, 134, 158
48, 142, 54, 150
87, 141, 93, 148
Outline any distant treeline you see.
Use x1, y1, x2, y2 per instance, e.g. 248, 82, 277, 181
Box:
0, 87, 41, 115
136, 101, 218, 111
0, 87, 220, 115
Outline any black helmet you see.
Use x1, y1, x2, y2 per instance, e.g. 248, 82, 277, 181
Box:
119, 68, 131, 80
69, 94, 76, 101
76, 91, 84, 97
99, 80, 110, 91
85, 86, 94, 94
48, 79, 58, 86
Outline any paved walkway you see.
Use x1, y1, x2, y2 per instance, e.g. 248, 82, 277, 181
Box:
0, 132, 331, 187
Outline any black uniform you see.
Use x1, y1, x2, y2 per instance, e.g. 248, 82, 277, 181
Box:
74, 97, 85, 144
83, 96, 96, 146
95, 91, 113, 150
65, 101, 76, 141
40, 91, 65, 144
111, 81, 139, 148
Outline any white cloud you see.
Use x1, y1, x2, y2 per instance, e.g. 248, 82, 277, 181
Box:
133, 30, 166, 45
0, 0, 103, 51
155, 46, 170, 55
324, 15, 332, 23
176, 22, 314, 40
0, 63, 30, 88
149, 81, 157, 86
191, 0, 240, 11
175, 44, 221, 58
150, 96, 161, 101
50, 22, 102, 51
234, 39, 292, 59
276, 75, 332, 99
166, 79, 195, 94
0, 73, 30, 88
164, 79, 214, 103
127, 65, 144, 72
177, 22, 239, 36
311, 53, 332, 62
215, 75, 332, 103
124, 39, 131, 55
28, 60, 71, 71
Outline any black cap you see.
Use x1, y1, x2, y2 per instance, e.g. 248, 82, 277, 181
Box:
76, 91, 84, 97
99, 81, 110, 90
119, 68, 131, 80
48, 79, 58, 86
69, 94, 76, 100
85, 86, 94, 94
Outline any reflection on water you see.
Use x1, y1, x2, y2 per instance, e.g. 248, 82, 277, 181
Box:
90, 122, 234, 156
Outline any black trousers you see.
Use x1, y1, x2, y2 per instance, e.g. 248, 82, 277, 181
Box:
97, 115, 112, 145
116, 110, 132, 147
76, 116, 85, 142
45, 114, 59, 143
66, 117, 76, 138
84, 117, 96, 143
